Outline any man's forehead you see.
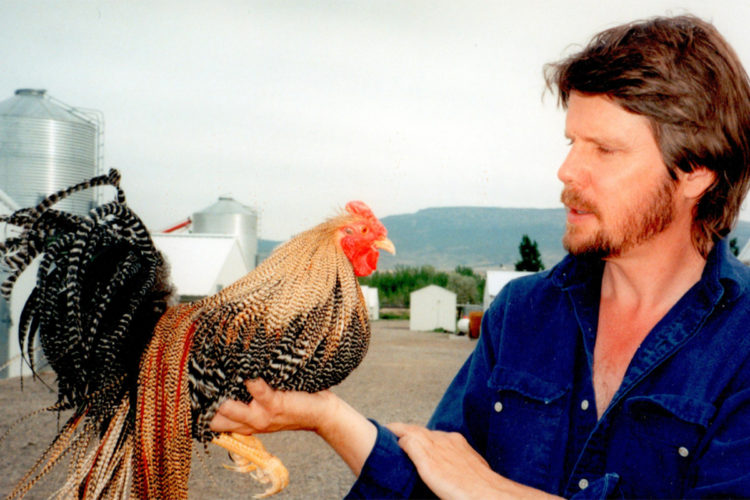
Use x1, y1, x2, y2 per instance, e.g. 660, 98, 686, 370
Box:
564, 93, 653, 144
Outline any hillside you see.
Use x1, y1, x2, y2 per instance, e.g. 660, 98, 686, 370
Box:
259, 207, 750, 271
375, 207, 568, 270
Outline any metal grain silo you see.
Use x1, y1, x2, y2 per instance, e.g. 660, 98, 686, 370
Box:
192, 197, 259, 269
0, 89, 103, 214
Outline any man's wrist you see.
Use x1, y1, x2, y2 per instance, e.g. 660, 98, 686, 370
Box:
311, 391, 346, 437
311, 393, 377, 476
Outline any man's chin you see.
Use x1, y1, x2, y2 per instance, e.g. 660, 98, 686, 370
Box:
563, 235, 617, 259
567, 247, 613, 259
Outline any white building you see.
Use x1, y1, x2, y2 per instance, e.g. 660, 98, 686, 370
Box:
409, 285, 457, 333
0, 187, 37, 378
360, 285, 380, 320
152, 233, 251, 301
1, 256, 40, 379
740, 239, 750, 265
483, 270, 534, 311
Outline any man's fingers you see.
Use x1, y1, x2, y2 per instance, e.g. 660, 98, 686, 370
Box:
387, 422, 441, 443
210, 380, 329, 436
387, 422, 438, 457
245, 378, 271, 400
386, 422, 431, 437
217, 398, 255, 421
386, 422, 413, 437
210, 411, 253, 434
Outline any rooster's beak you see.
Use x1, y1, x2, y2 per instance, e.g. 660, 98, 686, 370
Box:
375, 237, 396, 255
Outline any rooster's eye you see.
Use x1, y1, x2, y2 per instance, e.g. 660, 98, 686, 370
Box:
361, 227, 368, 234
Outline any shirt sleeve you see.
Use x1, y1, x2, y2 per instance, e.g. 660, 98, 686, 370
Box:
346, 292, 507, 498
428, 296, 499, 451
345, 310, 497, 498
344, 420, 428, 499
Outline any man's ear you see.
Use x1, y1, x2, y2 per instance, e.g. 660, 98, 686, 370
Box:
679, 166, 716, 200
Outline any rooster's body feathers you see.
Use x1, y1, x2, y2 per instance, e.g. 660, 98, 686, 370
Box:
2, 170, 391, 499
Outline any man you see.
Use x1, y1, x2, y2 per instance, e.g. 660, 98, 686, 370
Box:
211, 15, 750, 497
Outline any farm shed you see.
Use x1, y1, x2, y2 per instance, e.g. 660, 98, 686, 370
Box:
360, 285, 380, 320
409, 285, 457, 333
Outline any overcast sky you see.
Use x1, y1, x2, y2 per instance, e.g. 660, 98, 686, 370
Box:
2, 1, 750, 241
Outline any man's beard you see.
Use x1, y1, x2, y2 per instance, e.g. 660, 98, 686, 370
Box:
561, 177, 676, 259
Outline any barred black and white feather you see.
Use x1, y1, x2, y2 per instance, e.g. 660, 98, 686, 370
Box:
0, 168, 175, 429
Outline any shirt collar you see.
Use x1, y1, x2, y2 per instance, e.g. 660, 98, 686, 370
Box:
549, 252, 603, 291
549, 238, 748, 303
705, 238, 748, 303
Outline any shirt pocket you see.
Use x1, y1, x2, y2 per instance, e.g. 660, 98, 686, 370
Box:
614, 394, 715, 496
486, 365, 569, 490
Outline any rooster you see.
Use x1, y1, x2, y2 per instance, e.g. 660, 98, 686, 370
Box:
1, 169, 394, 499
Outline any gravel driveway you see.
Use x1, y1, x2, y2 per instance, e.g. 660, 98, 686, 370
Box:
0, 320, 476, 499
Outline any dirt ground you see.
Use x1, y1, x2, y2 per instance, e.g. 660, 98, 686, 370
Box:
0, 320, 476, 499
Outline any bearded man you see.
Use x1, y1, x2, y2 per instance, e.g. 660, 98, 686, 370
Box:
212, 15, 750, 498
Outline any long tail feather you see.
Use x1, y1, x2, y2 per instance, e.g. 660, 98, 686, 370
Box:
1, 169, 175, 498
52, 397, 133, 500
5, 412, 89, 500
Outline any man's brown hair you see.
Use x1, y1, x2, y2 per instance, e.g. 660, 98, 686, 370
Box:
545, 15, 750, 256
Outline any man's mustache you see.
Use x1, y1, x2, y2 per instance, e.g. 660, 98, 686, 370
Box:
560, 189, 599, 217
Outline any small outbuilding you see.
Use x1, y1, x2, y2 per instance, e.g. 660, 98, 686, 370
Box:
483, 270, 533, 311
360, 285, 380, 320
409, 285, 457, 333
740, 239, 750, 266
153, 233, 251, 302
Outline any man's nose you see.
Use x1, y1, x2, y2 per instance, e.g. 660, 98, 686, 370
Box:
557, 147, 584, 186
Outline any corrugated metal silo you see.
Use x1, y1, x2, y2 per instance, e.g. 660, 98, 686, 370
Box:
0, 89, 103, 379
192, 197, 259, 269
0, 89, 103, 214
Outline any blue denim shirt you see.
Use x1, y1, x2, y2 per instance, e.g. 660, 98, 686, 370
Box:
347, 240, 750, 498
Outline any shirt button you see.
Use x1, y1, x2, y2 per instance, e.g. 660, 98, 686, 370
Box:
578, 478, 589, 490
678, 446, 689, 458
580, 399, 590, 411
494, 401, 503, 413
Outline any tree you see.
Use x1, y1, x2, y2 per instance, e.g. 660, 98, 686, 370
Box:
446, 266, 485, 304
447, 273, 480, 304
515, 234, 545, 272
454, 266, 485, 302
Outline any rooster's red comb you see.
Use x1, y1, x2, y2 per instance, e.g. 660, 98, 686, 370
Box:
345, 201, 386, 236
345, 201, 374, 219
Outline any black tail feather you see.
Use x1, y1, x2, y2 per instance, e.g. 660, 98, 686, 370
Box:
0, 169, 175, 432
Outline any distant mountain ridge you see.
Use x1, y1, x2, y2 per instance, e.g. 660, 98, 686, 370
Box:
374, 207, 568, 271
259, 207, 750, 271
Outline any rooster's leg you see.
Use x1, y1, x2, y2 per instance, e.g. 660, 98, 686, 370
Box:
212, 432, 290, 498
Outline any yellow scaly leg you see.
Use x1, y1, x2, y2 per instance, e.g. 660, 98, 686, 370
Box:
212, 432, 290, 498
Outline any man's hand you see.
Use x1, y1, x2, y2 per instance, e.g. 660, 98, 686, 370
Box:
388, 423, 560, 500
210, 379, 334, 435
210, 379, 377, 476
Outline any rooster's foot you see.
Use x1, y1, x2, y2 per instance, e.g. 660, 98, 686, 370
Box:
212, 432, 290, 498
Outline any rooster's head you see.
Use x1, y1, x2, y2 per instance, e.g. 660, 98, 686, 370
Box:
337, 200, 395, 277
